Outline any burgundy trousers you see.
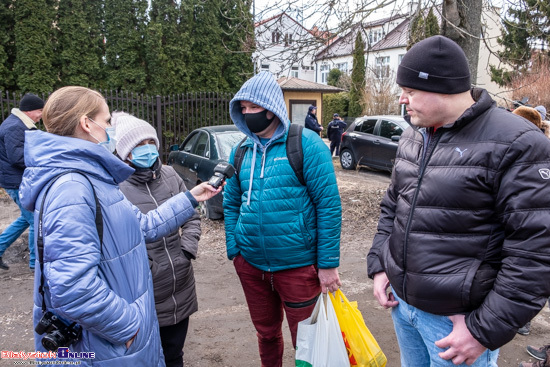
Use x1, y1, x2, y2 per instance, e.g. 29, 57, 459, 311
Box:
233, 255, 321, 367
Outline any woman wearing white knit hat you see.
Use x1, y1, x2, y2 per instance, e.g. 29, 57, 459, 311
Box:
114, 112, 201, 367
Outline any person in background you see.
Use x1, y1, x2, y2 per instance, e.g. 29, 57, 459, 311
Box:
535, 105, 547, 121
519, 344, 550, 367
224, 71, 342, 367
367, 36, 550, 366
114, 112, 201, 367
327, 113, 347, 156
534, 105, 550, 138
18, 86, 221, 366
0, 93, 44, 271
513, 105, 544, 138
304, 105, 323, 134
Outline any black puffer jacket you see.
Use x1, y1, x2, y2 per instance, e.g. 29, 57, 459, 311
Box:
367, 89, 550, 350
120, 161, 201, 327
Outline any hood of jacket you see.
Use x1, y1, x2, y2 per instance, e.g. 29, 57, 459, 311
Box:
20, 130, 134, 211
229, 71, 289, 147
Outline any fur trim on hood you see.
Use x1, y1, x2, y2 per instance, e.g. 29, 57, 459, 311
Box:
513, 106, 543, 129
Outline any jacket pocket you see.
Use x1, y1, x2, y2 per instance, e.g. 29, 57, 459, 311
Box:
299, 212, 314, 250
468, 262, 500, 309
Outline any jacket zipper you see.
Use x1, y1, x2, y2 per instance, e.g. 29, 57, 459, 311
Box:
258, 149, 270, 271
146, 182, 179, 324
402, 128, 441, 303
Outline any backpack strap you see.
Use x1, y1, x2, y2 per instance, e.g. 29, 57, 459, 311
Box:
37, 170, 103, 313
234, 124, 305, 186
286, 124, 305, 186
233, 136, 248, 181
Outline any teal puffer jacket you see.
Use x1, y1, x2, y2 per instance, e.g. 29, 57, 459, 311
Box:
224, 71, 341, 272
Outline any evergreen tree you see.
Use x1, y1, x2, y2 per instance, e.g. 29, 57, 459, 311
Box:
349, 32, 365, 117
186, 0, 225, 91
145, 0, 190, 94
0, 1, 15, 91
56, 0, 104, 88
13, 0, 56, 93
105, 0, 148, 92
327, 68, 342, 86
490, 1, 549, 86
408, 11, 425, 50
218, 0, 255, 92
425, 7, 440, 37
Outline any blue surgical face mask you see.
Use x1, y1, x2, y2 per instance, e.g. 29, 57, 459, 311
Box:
89, 117, 117, 153
130, 144, 159, 168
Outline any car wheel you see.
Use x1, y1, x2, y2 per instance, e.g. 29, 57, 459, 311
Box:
340, 149, 356, 170
198, 200, 223, 220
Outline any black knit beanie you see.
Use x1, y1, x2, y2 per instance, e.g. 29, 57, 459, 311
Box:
396, 35, 471, 94
19, 93, 45, 111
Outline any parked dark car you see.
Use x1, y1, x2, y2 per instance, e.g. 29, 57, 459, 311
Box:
339, 115, 409, 172
167, 125, 245, 219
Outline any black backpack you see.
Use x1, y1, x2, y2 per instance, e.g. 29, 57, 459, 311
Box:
233, 123, 305, 186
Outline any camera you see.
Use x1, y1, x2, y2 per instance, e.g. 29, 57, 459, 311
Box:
207, 162, 235, 189
35, 311, 82, 351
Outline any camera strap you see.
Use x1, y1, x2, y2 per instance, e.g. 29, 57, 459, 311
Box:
36, 170, 103, 313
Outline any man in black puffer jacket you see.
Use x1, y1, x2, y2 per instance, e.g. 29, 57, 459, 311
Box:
367, 36, 550, 366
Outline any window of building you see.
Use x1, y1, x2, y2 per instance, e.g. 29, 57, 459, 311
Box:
271, 31, 281, 44
336, 62, 348, 73
375, 56, 390, 79
284, 33, 293, 47
398, 54, 405, 65
320, 64, 330, 84
261, 64, 270, 72
291, 66, 299, 78
369, 29, 384, 45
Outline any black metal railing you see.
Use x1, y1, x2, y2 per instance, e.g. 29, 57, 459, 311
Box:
0, 90, 235, 162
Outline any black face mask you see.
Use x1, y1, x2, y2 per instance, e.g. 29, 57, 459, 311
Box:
244, 110, 275, 133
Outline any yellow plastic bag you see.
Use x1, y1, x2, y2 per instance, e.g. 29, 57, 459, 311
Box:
329, 289, 387, 367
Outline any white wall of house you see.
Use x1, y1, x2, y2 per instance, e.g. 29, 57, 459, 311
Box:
314, 6, 506, 102
365, 48, 406, 79
476, 5, 505, 100
253, 14, 317, 81
316, 56, 353, 83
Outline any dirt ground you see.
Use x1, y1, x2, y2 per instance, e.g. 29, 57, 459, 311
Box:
0, 161, 548, 366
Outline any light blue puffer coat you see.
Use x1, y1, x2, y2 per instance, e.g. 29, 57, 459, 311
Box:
223, 71, 341, 272
20, 130, 198, 366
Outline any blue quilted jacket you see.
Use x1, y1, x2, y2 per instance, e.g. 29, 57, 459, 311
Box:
224, 71, 341, 272
20, 130, 198, 366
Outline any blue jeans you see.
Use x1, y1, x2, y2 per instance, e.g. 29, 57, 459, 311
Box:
0, 188, 35, 267
391, 291, 499, 367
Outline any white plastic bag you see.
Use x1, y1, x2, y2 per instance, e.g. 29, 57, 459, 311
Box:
295, 293, 349, 367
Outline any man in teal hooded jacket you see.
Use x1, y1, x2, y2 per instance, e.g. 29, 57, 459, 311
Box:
223, 71, 342, 366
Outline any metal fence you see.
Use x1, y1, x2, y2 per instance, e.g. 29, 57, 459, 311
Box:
0, 90, 234, 162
